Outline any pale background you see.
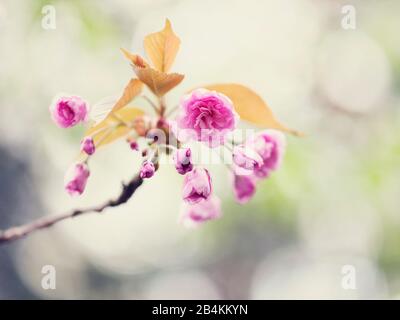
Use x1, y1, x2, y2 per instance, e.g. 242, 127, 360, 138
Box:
0, 0, 399, 299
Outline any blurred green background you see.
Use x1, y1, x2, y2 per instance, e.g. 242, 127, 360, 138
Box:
0, 0, 400, 299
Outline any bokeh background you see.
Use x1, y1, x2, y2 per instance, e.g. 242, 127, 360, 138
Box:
1, 0, 399, 299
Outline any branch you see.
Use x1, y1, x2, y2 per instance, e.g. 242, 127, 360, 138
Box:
0, 173, 144, 245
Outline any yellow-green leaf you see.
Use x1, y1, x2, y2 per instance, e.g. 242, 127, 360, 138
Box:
85, 107, 145, 149
121, 48, 149, 68
133, 65, 184, 97
111, 78, 143, 113
121, 49, 184, 97
203, 83, 302, 136
144, 19, 180, 73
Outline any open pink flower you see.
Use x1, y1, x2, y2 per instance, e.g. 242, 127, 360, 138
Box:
81, 137, 95, 155
50, 96, 88, 128
64, 163, 90, 196
176, 89, 238, 147
173, 148, 193, 175
182, 167, 212, 204
180, 195, 222, 228
233, 174, 256, 204
252, 130, 286, 178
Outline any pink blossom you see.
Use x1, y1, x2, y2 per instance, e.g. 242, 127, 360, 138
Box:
140, 160, 155, 179
177, 89, 238, 147
50, 96, 88, 128
232, 144, 263, 172
64, 163, 90, 196
81, 137, 95, 155
233, 174, 256, 204
182, 167, 212, 204
129, 140, 139, 151
252, 130, 286, 178
173, 148, 193, 175
180, 195, 222, 228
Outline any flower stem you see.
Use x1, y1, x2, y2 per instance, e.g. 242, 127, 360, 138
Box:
141, 95, 160, 114
159, 97, 166, 117
165, 105, 179, 118
212, 147, 234, 172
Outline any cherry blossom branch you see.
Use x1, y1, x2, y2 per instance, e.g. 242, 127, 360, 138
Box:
0, 173, 144, 245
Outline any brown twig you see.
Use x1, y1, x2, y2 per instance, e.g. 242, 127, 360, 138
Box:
0, 173, 144, 245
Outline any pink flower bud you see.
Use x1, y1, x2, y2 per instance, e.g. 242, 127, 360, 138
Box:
252, 130, 286, 179
180, 195, 222, 228
182, 167, 212, 204
140, 160, 155, 179
129, 141, 139, 151
233, 175, 256, 204
173, 148, 193, 175
64, 163, 90, 196
81, 137, 95, 155
50, 96, 88, 128
232, 145, 263, 172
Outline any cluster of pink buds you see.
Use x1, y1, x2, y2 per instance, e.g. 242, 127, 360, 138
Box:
231, 130, 286, 204
50, 88, 286, 226
172, 89, 286, 226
